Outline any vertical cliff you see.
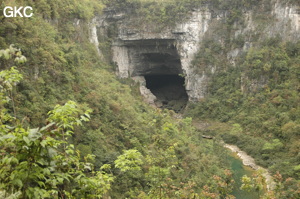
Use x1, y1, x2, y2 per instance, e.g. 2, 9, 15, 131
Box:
89, 0, 299, 102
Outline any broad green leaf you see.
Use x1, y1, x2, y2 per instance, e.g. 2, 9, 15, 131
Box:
23, 136, 30, 145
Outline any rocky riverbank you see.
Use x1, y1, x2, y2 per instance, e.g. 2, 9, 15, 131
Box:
224, 144, 275, 190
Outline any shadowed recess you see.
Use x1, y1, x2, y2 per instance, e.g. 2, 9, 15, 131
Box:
145, 74, 188, 112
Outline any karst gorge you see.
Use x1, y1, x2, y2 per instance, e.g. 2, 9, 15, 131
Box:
0, 0, 299, 198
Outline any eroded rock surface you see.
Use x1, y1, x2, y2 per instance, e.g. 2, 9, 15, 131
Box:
89, 1, 300, 103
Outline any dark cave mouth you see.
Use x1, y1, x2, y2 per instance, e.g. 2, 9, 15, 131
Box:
144, 74, 188, 112
123, 39, 188, 112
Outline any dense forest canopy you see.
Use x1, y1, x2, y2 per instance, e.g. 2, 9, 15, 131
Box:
0, 0, 299, 198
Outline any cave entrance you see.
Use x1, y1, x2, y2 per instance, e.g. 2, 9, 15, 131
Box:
145, 74, 188, 112
118, 39, 189, 112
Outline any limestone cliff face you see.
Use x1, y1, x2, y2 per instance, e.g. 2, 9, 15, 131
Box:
272, 1, 300, 40
90, 1, 299, 101
108, 7, 211, 101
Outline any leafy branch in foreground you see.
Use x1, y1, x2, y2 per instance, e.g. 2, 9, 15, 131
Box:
0, 101, 114, 198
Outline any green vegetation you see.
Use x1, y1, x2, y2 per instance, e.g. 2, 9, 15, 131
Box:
187, 39, 300, 180
104, 0, 263, 31
182, 0, 300, 197
0, 46, 113, 198
1, 0, 299, 198
0, 0, 237, 198
186, 3, 300, 195
0, 45, 233, 198
104, 0, 217, 31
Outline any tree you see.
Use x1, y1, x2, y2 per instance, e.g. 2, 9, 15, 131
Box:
240, 173, 265, 198
0, 45, 25, 121
114, 149, 143, 172
0, 46, 114, 198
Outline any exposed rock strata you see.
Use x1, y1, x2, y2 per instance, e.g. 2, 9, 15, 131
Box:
132, 76, 157, 105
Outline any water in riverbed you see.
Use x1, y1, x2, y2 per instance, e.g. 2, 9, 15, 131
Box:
228, 153, 260, 199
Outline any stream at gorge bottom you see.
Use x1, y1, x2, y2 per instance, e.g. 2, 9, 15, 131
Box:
228, 152, 259, 199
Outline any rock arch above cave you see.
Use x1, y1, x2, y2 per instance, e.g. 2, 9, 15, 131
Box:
113, 39, 182, 76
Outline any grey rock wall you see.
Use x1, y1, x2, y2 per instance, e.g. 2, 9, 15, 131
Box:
89, 1, 300, 101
